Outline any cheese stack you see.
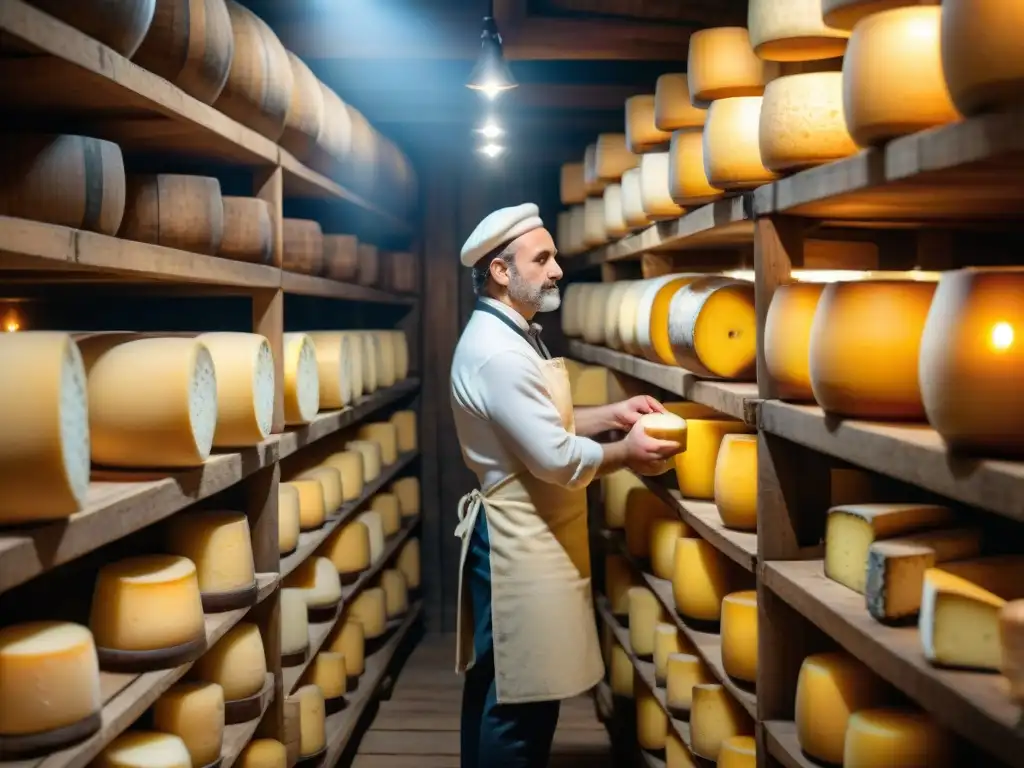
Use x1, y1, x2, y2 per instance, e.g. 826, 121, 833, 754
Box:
656, 74, 721, 207
690, 684, 754, 762
349, 587, 388, 640
152, 682, 226, 768
356, 510, 386, 562
763, 282, 827, 401
295, 466, 343, 514
279, 484, 301, 554
358, 422, 398, 465
283, 478, 327, 531
319, 519, 371, 584
166, 511, 257, 612
628, 586, 666, 660
665, 652, 712, 717
371, 492, 402, 537
393, 476, 421, 518
329, 619, 365, 683
346, 440, 382, 482
294, 685, 326, 758
620, 168, 652, 230
284, 557, 343, 616
672, 538, 740, 622
323, 450, 364, 502
238, 740, 286, 768
714, 434, 758, 531
674, 414, 752, 501
196, 332, 275, 447
667, 277, 757, 380
397, 538, 422, 592
95, 732, 192, 768
195, 623, 268, 708
635, 679, 668, 752
280, 588, 310, 665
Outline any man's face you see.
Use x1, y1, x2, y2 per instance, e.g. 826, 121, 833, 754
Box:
506, 228, 564, 313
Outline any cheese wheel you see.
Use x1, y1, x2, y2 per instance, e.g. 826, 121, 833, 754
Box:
795, 652, 890, 764
561, 284, 585, 337
919, 268, 1024, 456
238, 740, 286, 768
153, 682, 225, 767
391, 332, 410, 380
688, 28, 780, 104
372, 493, 401, 537
674, 416, 751, 500
166, 510, 256, 597
282, 219, 325, 275
556, 208, 572, 253
690, 684, 753, 761
280, 53, 325, 161
568, 206, 587, 255
32, 0, 155, 56
620, 168, 652, 230
617, 280, 652, 355
349, 587, 387, 639
119, 174, 224, 255
628, 586, 666, 659
639, 152, 685, 219
763, 282, 826, 401
195, 622, 267, 700
571, 365, 633, 408
296, 466, 343, 514
823, 0, 940, 31
595, 133, 638, 180
582, 144, 606, 196
809, 279, 937, 419
635, 679, 668, 751
625, 95, 672, 154
280, 588, 310, 659
941, 0, 1024, 116
668, 130, 723, 207
282, 332, 320, 425
90, 555, 205, 652
305, 332, 353, 410
634, 274, 699, 362
720, 591, 757, 683
355, 333, 377, 393
672, 538, 735, 622
369, 331, 397, 387
347, 440, 382, 482
320, 520, 370, 578
284, 556, 342, 609
610, 642, 634, 698
356, 511, 386, 563
294, 684, 326, 756
323, 451, 364, 502
582, 197, 607, 248
582, 283, 616, 345
759, 72, 858, 172
387, 251, 418, 294
718, 736, 756, 768
666, 731, 696, 768
96, 732, 191, 768
0, 332, 90, 524
0, 622, 102, 738
359, 422, 399, 465
283, 479, 326, 531
560, 163, 586, 205
328, 619, 365, 677
704, 98, 780, 190
655, 74, 707, 132
391, 410, 418, 453
77, 334, 216, 468
603, 281, 636, 350
602, 469, 645, 528
323, 235, 359, 282
278, 484, 300, 554
606, 554, 636, 617
639, 412, 688, 445
218, 196, 272, 264
308, 652, 346, 700
625, 488, 673, 559
842, 7, 959, 147
667, 277, 757, 380
314, 84, 353, 178
381, 568, 409, 618
666, 652, 712, 714
843, 708, 953, 767
748, 0, 850, 61
653, 623, 682, 686
397, 539, 421, 590
650, 518, 694, 580
196, 332, 273, 446
602, 185, 629, 241
392, 476, 421, 518
714, 435, 757, 531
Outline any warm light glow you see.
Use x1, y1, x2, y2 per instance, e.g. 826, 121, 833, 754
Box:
990, 321, 1014, 351
476, 120, 503, 139
2, 308, 22, 332
478, 143, 505, 158
721, 269, 944, 284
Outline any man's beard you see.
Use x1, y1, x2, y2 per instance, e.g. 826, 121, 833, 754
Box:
508, 268, 560, 313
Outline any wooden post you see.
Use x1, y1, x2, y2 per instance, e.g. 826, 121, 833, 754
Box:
255, 166, 285, 433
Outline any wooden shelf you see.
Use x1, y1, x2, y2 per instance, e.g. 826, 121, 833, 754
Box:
568, 341, 759, 425
0, 381, 419, 595
763, 559, 1021, 767
220, 675, 277, 768
759, 400, 1024, 523
763, 721, 819, 768
280, 270, 415, 305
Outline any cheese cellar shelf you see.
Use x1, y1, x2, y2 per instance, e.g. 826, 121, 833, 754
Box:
220, 679, 278, 768
762, 721, 820, 768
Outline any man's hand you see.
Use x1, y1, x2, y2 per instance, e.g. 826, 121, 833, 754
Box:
622, 418, 684, 475
608, 395, 668, 432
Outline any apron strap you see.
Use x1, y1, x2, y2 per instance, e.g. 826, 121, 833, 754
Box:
473, 299, 551, 360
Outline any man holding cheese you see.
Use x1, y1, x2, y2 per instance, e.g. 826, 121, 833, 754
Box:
450, 203, 685, 767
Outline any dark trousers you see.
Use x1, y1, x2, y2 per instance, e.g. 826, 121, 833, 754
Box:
461, 512, 561, 768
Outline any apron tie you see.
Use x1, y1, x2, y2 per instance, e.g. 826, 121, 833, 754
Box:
455, 488, 484, 540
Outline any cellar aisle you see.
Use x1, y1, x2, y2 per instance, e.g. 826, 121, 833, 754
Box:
351, 634, 615, 767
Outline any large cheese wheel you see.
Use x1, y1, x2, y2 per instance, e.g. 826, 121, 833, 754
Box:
759, 73, 858, 172
669, 130, 723, 207
714, 435, 758, 531
583, 196, 607, 248
595, 134, 638, 180
280, 588, 309, 660
284, 479, 326, 531
0, 332, 90, 524
320, 520, 370, 579
690, 684, 753, 761
306, 332, 353, 410
666, 652, 711, 715
639, 152, 685, 219
324, 235, 359, 282
356, 243, 381, 287
842, 7, 959, 147
391, 411, 417, 453
603, 281, 636, 350
0, 621, 102, 739
919, 268, 1024, 457
343, 106, 380, 197
809, 279, 937, 419
218, 197, 272, 264
196, 332, 273, 446
0, 134, 125, 234
77, 334, 216, 467
688, 28, 780, 105
278, 484, 300, 554
323, 450, 364, 501
822, 0, 939, 31
131, 0, 234, 104
294, 685, 326, 756
635, 273, 701, 364
284, 556, 342, 609
90, 555, 206, 652
282, 218, 324, 275
356, 333, 378, 393
238, 740, 286, 768
152, 682, 225, 767
167, 510, 255, 598
560, 163, 586, 206
328, 619, 365, 677
673, 416, 752, 500
96, 732, 191, 768
581, 283, 614, 345
617, 280, 651, 356
635, 680, 668, 751
120, 174, 224, 254
667, 277, 757, 380
356, 510, 386, 563
349, 587, 387, 639
32, 0, 155, 56
282, 332, 320, 425
655, 74, 707, 132
672, 538, 736, 621
280, 53, 325, 162
295, 466, 342, 513
397, 538, 421, 589
620, 168, 651, 229
763, 282, 826, 401
704, 98, 779, 190
720, 591, 757, 682
748, 0, 850, 61
625, 95, 672, 154
602, 185, 629, 240
843, 708, 954, 767
316, 84, 353, 177
213, 1, 294, 140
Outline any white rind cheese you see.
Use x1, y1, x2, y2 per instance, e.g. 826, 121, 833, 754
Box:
306, 332, 353, 410
196, 332, 274, 446
282, 333, 320, 425
748, 0, 850, 61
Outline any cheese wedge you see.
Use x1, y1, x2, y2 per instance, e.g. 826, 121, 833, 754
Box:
843, 707, 955, 767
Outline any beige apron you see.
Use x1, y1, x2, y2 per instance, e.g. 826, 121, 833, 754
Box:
454, 356, 604, 704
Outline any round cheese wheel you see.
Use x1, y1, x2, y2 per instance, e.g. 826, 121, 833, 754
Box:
560, 163, 586, 206
166, 510, 256, 596
278, 484, 300, 554
619, 168, 651, 230
721, 591, 758, 683
397, 539, 422, 590
284, 479, 326, 531
391, 411, 418, 453
561, 283, 584, 337
357, 333, 378, 393
583, 144, 606, 197
328, 619, 365, 677
628, 586, 665, 658
320, 520, 370, 578
601, 468, 645, 529
315, 84, 353, 178
306, 332, 354, 410
672, 538, 734, 622
295, 684, 326, 756
650, 518, 692, 580
639, 412, 688, 445
763, 282, 827, 401
704, 97, 780, 190
688, 28, 780, 104
690, 684, 753, 761
635, 680, 668, 750
296, 466, 343, 514
284, 556, 342, 609
344, 106, 380, 198
195, 623, 267, 701
309, 651, 347, 699
323, 235, 359, 282
610, 642, 634, 697
655, 74, 707, 132
368, 330, 396, 387
219, 197, 272, 264
196, 332, 273, 446
152, 682, 225, 767
718, 736, 757, 768
809, 278, 937, 418
603, 184, 629, 240
120, 173, 224, 255
33, 0, 155, 56
280, 588, 310, 658
96, 732, 191, 768
349, 587, 387, 639
653, 623, 682, 685
842, 7, 959, 147
372, 493, 401, 537
714, 435, 758, 531
602, 281, 635, 350
282, 218, 325, 275
359, 422, 399, 465
748, 0, 850, 61
639, 152, 685, 219
626, 95, 672, 153
582, 196, 607, 248
666, 652, 711, 714
843, 708, 955, 767
380, 569, 409, 618
282, 332, 320, 425
280, 53, 325, 162
822, 0, 939, 31
356, 510, 386, 562
392, 476, 421, 518
617, 279, 651, 355
582, 283, 614, 345
323, 451, 364, 501
238, 740, 286, 768
669, 130, 723, 207
667, 277, 757, 380
673, 416, 752, 500
595, 133, 638, 180
625, 488, 672, 559
347, 440, 382, 482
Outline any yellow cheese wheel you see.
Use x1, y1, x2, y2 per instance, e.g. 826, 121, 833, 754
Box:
367, 331, 396, 388
635, 679, 668, 751
305, 332, 353, 410
296, 466, 343, 514
284, 556, 342, 609
283, 479, 326, 531
195, 623, 267, 701
347, 440, 382, 481
602, 469, 645, 528
844, 708, 954, 767
919, 268, 1024, 457
720, 591, 757, 683
672, 537, 735, 621
349, 587, 387, 639
628, 586, 666, 658
322, 450, 364, 502
238, 740, 286, 768
0, 621, 102, 738
667, 277, 757, 380
355, 333, 377, 394
763, 282, 826, 401
581, 283, 613, 345
381, 568, 409, 617
295, 684, 326, 756
703, 98, 780, 190
602, 184, 629, 240
96, 732, 191, 768
393, 476, 421, 518
356, 510, 386, 562
666, 652, 712, 714
560, 163, 586, 206
674, 417, 752, 500
308, 652, 347, 700
823, 0, 940, 31
391, 331, 410, 381
625, 487, 672, 559
610, 642, 634, 698
842, 7, 959, 147
668, 130, 723, 207
639, 152, 685, 219
606, 554, 636, 617
625, 95, 672, 153
595, 133, 638, 180
634, 274, 700, 363
90, 555, 205, 652
195, 332, 274, 447
390, 410, 418, 452
397, 538, 421, 590
748, 0, 850, 61
0, 332, 90, 524
320, 520, 371, 579
328, 619, 365, 677
650, 518, 694, 580
166, 511, 256, 597
278, 484, 300, 554
690, 684, 753, 761
718, 736, 756, 768
655, 74, 707, 132
759, 72, 858, 172
560, 283, 586, 337
282, 333, 320, 425
620, 168, 652, 230
666, 731, 696, 768
653, 623, 682, 686
714, 435, 757, 531
639, 413, 688, 445
153, 682, 225, 767
688, 28, 780, 104
372, 493, 401, 537
809, 279, 937, 419
358, 422, 398, 465
280, 588, 310, 659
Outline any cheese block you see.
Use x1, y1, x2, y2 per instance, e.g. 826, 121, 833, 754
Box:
595, 133, 638, 180
603, 281, 636, 350
759, 73, 858, 172
635, 679, 668, 751
296, 466, 343, 514
349, 587, 387, 639
283, 479, 326, 531
119, 174, 224, 255
76, 334, 217, 468
825, 503, 954, 593
328, 619, 365, 677
606, 554, 636, 617
843, 7, 959, 147
667, 277, 757, 379
919, 268, 1024, 457
195, 623, 267, 701
602, 469, 646, 528
561, 163, 586, 205
219, 197, 272, 264
195, 332, 274, 446
763, 282, 826, 401
583, 144, 607, 197
748, 0, 850, 61
690, 684, 753, 761
305, 332, 353, 410
347, 440, 382, 482
372, 493, 401, 537
720, 591, 757, 683
358, 422, 398, 465
323, 451, 364, 502
669, 130, 723, 207
655, 74, 707, 132
390, 410, 418, 452
718, 736, 756, 768
610, 642, 634, 698
703, 98, 780, 190
844, 708, 954, 766
625, 95, 672, 154
672, 537, 736, 622
920, 557, 1024, 670
714, 435, 757, 531
941, 0, 1024, 116
795, 652, 890, 764
653, 623, 682, 686
238, 739, 286, 768
320, 520, 371, 579
617, 280, 651, 355
625, 488, 673, 559
823, 0, 941, 31
294, 684, 326, 756
283, 556, 342, 609
634, 274, 701, 363
602, 185, 629, 241
639, 152, 685, 219
809, 279, 938, 418
0, 621, 102, 738
673, 417, 752, 500
620, 168, 652, 230
628, 586, 666, 658
153, 682, 225, 767
308, 652, 347, 700
0, 332, 90, 524
393, 476, 421, 518
380, 568, 409, 617
356, 511, 386, 562
650, 518, 694, 580
688, 28, 780, 104
166, 511, 256, 598
280, 588, 310, 659
397, 539, 421, 590
278, 484, 301, 554
666, 653, 712, 714
666, 732, 695, 768
95, 732, 191, 768
90, 555, 205, 652
282, 333, 320, 425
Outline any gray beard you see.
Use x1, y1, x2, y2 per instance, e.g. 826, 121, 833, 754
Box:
508, 268, 561, 313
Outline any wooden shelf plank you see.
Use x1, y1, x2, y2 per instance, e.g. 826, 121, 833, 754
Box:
220, 674, 276, 768
568, 341, 760, 425
280, 271, 415, 305
759, 400, 1024, 522
763, 721, 819, 768
762, 560, 1022, 767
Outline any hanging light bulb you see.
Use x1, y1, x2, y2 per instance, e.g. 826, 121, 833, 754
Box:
466, 14, 517, 98
475, 118, 503, 140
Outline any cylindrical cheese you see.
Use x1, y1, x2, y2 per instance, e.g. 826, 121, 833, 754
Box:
380, 568, 409, 618
823, 0, 941, 31
843, 708, 955, 767
655, 74, 707, 132
625, 95, 672, 153
166, 510, 256, 598
320, 520, 370, 580
347, 440, 382, 482
650, 518, 693, 580
625, 487, 672, 559
666, 653, 712, 715
718, 736, 757, 768
667, 277, 757, 380
704, 98, 780, 190
763, 282, 826, 401
308, 652, 347, 700
635, 274, 702, 364
397, 539, 421, 590
195, 623, 267, 701
238, 740, 286, 768
606, 554, 636, 617
561, 163, 586, 205
390, 410, 418, 453
219, 197, 272, 264
196, 332, 274, 446
392, 476, 421, 518
32, 0, 155, 56
618, 280, 652, 356
666, 732, 694, 768
714, 435, 758, 531
581, 283, 613, 345
356, 511, 386, 563
283, 556, 342, 609
280, 53, 325, 162
358, 422, 399, 465
653, 623, 681, 686
669, 130, 723, 207
673, 416, 752, 500
372, 493, 401, 537
688, 28, 780, 104
721, 591, 757, 683
583, 144, 607, 197
95, 732, 191, 768
610, 642, 634, 698
639, 152, 685, 219
602, 184, 629, 240
603, 281, 636, 350
635, 679, 668, 751
349, 587, 387, 639
282, 333, 320, 425
306, 332, 353, 410
672, 538, 734, 622
329, 619, 365, 678
296, 466, 343, 514
284, 479, 326, 531
294, 684, 326, 756
153, 682, 225, 767
119, 174, 224, 255
842, 7, 959, 147
628, 586, 666, 659
690, 684, 753, 761
323, 450, 364, 502
595, 133, 638, 180
323, 235, 359, 282
620, 168, 651, 230
280, 588, 310, 660
278, 484, 301, 554
748, 0, 850, 61
602, 469, 645, 528
282, 219, 324, 275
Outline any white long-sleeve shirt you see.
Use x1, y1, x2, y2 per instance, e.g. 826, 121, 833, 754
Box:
450, 297, 604, 493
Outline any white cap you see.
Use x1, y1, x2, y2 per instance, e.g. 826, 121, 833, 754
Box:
460, 203, 544, 268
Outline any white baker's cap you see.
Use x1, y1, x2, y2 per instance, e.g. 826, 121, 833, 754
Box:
460, 203, 544, 268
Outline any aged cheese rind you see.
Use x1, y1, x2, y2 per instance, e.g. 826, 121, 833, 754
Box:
195, 622, 268, 701
748, 0, 850, 62
704, 98, 780, 190
197, 332, 274, 447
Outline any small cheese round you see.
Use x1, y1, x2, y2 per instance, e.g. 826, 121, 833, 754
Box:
295, 684, 326, 756
90, 555, 205, 652
283, 556, 342, 609
688, 28, 780, 104
283, 479, 327, 531
371, 493, 402, 537
346, 440, 382, 482
672, 538, 734, 622
638, 412, 688, 446
282, 332, 320, 425
595, 133, 638, 180
358, 422, 398, 465
763, 282, 827, 401
714, 435, 758, 531
703, 98, 780, 190
166, 511, 256, 597
380, 568, 409, 618
96, 732, 191, 768
635, 679, 668, 750
748, 0, 850, 61
674, 416, 752, 500
620, 168, 651, 229
628, 586, 666, 658
666, 653, 712, 714
196, 332, 274, 447
625, 95, 672, 153
195, 623, 267, 701
308, 652, 347, 699
718, 735, 756, 768
721, 591, 758, 683
843, 708, 955, 767
238, 740, 286, 768
392, 476, 421, 518
320, 520, 371, 578
655, 74, 706, 132
390, 410, 417, 452
152, 682, 225, 767
653, 623, 682, 686
349, 587, 387, 639
322, 451, 365, 502
295, 466, 343, 514
668, 276, 758, 379
690, 684, 753, 761
397, 539, 421, 590
305, 332, 353, 410
651, 520, 695, 583
278, 484, 301, 554
328, 619, 365, 677
356, 510, 386, 562
609, 643, 634, 698
280, 588, 310, 658
823, 0, 940, 31
669, 130, 723, 207
639, 152, 685, 219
